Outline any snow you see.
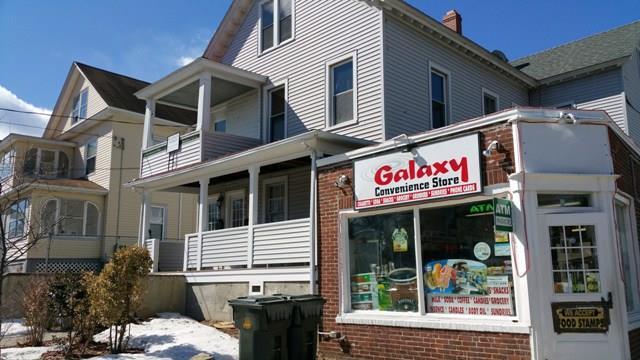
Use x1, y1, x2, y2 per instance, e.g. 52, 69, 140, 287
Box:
91, 313, 239, 360
1, 319, 28, 338
0, 346, 56, 360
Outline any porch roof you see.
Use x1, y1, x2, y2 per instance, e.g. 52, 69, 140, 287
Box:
127, 130, 373, 191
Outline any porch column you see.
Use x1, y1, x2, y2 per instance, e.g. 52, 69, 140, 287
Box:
197, 178, 209, 270
196, 73, 212, 132
139, 191, 151, 245
248, 165, 260, 268
142, 99, 155, 150
309, 150, 318, 294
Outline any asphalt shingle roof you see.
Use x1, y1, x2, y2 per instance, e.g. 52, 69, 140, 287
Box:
511, 21, 640, 80
75, 62, 197, 126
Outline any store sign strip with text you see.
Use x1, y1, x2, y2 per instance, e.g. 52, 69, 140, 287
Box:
354, 133, 482, 209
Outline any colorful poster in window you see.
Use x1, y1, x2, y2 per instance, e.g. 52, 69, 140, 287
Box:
392, 227, 409, 252
424, 259, 488, 295
427, 275, 514, 316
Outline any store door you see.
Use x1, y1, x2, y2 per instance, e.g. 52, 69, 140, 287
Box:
538, 213, 626, 360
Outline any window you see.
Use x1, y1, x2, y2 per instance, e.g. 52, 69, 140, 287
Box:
430, 69, 449, 129
71, 89, 88, 124
0, 150, 15, 179
208, 195, 224, 231
264, 178, 287, 223
482, 89, 499, 115
23, 149, 70, 178
616, 201, 637, 312
39, 150, 56, 177
6, 199, 28, 238
227, 191, 245, 228
346, 200, 517, 317
538, 193, 591, 208
42, 199, 100, 237
214, 120, 227, 133
549, 225, 600, 294
85, 139, 97, 176
57, 152, 69, 178
268, 87, 286, 142
24, 148, 37, 176
149, 206, 165, 240
329, 58, 354, 126
260, 0, 293, 52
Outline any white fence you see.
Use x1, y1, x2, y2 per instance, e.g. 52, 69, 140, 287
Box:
184, 218, 311, 271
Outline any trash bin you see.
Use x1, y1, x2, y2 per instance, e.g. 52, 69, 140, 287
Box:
228, 295, 293, 360
283, 294, 326, 360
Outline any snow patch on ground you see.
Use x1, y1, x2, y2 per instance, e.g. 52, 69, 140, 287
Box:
91, 313, 238, 360
0, 346, 56, 360
1, 319, 29, 337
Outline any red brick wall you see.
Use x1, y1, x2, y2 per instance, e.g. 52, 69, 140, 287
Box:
317, 124, 531, 359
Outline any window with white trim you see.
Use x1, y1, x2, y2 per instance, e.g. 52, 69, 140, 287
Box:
264, 177, 287, 223
0, 150, 15, 179
268, 86, 285, 142
549, 225, 600, 294
149, 206, 165, 240
71, 88, 88, 124
329, 58, 354, 126
208, 195, 224, 231
430, 69, 449, 129
227, 191, 245, 228
482, 88, 499, 115
6, 199, 28, 238
260, 0, 293, 52
43, 199, 100, 237
23, 149, 70, 178
85, 139, 97, 176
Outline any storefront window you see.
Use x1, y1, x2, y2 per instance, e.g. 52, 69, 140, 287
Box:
549, 225, 600, 294
348, 211, 418, 312
420, 201, 515, 316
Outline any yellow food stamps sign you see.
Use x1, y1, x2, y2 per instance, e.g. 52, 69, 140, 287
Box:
551, 302, 609, 333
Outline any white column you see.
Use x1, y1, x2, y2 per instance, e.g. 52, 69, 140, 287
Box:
197, 178, 208, 270
196, 73, 212, 132
140, 191, 151, 245
142, 99, 155, 149
309, 150, 318, 294
248, 166, 260, 269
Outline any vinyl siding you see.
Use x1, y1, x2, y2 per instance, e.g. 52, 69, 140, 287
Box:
623, 48, 640, 143
530, 69, 626, 130
383, 13, 529, 139
70, 123, 113, 189
213, 90, 261, 139
221, 0, 384, 141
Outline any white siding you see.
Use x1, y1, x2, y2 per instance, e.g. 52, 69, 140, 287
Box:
61, 75, 108, 133
221, 0, 384, 141
623, 48, 640, 143
253, 218, 310, 265
383, 14, 529, 139
215, 90, 262, 139
576, 94, 626, 130
201, 131, 262, 161
201, 227, 249, 268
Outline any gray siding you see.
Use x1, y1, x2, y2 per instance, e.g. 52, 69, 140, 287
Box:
383, 13, 529, 139
531, 69, 626, 129
623, 48, 640, 143
221, 0, 384, 141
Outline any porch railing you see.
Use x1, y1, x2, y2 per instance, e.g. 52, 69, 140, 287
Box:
184, 218, 311, 271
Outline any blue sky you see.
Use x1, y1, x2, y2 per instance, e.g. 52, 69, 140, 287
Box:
0, 0, 638, 136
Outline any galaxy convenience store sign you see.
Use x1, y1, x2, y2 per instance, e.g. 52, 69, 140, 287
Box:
354, 133, 482, 209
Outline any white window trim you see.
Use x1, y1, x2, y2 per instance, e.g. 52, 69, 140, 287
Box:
336, 194, 529, 332
213, 119, 227, 133
43, 198, 101, 239
263, 79, 288, 142
6, 198, 29, 239
325, 51, 358, 130
85, 138, 97, 176
26, 148, 68, 178
428, 61, 451, 129
0, 149, 15, 180
70, 88, 89, 125
150, 204, 167, 240
83, 201, 101, 237
225, 189, 246, 228
258, 0, 296, 56
481, 88, 500, 115
261, 176, 288, 223
615, 193, 640, 328
207, 193, 223, 230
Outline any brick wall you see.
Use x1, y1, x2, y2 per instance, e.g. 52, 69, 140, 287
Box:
317, 123, 531, 359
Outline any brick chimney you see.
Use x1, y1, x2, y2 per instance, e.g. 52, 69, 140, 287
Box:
442, 10, 462, 35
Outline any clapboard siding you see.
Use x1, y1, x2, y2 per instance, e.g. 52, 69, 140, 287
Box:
201, 227, 249, 267
201, 131, 262, 161
221, 0, 384, 141
62, 75, 108, 133
576, 94, 626, 130
140, 132, 201, 178
258, 166, 310, 223
218, 90, 262, 139
253, 218, 310, 265
383, 13, 529, 139
623, 49, 640, 143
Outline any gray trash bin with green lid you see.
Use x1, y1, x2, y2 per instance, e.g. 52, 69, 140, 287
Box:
228, 295, 293, 360
281, 294, 325, 360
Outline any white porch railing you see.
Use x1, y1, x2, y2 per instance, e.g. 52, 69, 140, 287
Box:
144, 238, 159, 272
184, 218, 311, 271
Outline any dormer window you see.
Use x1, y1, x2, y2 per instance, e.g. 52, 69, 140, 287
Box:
71, 88, 88, 124
260, 0, 293, 53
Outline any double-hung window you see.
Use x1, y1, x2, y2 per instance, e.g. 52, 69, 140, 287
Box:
149, 206, 165, 240
329, 57, 355, 126
260, 0, 293, 52
482, 88, 499, 115
264, 177, 287, 223
85, 139, 97, 176
7, 199, 28, 238
268, 87, 286, 142
71, 89, 88, 124
430, 68, 449, 129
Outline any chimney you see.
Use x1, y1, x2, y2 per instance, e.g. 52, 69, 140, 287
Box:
442, 10, 462, 35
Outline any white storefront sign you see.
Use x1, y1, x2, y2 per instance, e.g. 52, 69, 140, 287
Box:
354, 133, 482, 209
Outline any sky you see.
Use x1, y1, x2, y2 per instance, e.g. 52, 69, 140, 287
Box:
0, 0, 639, 137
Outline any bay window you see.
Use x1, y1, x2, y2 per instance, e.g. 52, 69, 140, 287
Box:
23, 149, 70, 178
346, 199, 516, 318
6, 199, 28, 238
41, 199, 100, 237
85, 139, 97, 176
0, 150, 15, 179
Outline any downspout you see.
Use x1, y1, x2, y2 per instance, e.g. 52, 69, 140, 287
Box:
309, 149, 318, 294
113, 137, 125, 253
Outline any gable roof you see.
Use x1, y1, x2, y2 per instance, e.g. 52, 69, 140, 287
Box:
512, 21, 640, 81
75, 62, 197, 125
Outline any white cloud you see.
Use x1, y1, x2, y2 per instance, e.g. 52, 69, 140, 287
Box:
176, 56, 196, 66
0, 85, 51, 139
